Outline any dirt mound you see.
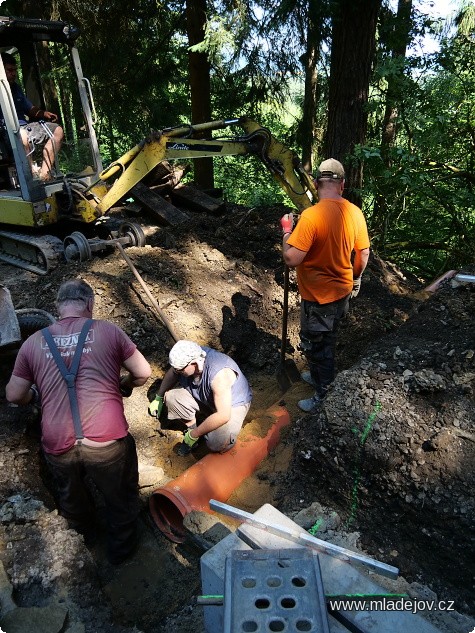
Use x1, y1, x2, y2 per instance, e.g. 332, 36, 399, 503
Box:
0, 202, 474, 631
278, 270, 475, 614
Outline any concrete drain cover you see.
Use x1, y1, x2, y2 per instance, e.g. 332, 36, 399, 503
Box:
223, 548, 330, 632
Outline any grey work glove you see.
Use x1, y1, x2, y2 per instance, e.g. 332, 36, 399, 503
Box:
351, 277, 362, 299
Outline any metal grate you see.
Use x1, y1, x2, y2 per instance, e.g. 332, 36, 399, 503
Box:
223, 548, 330, 633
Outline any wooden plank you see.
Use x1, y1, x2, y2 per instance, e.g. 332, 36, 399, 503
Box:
146, 167, 190, 194
131, 181, 189, 226
144, 161, 189, 189
209, 499, 399, 579
170, 183, 224, 214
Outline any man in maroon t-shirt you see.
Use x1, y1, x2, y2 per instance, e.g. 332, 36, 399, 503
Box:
6, 279, 151, 564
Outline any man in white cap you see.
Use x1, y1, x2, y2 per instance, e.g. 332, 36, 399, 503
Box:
280, 158, 370, 413
148, 340, 252, 456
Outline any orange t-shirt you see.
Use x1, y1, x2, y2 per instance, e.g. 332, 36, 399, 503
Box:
287, 197, 370, 304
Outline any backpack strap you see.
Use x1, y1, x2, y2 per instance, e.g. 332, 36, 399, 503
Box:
42, 319, 93, 441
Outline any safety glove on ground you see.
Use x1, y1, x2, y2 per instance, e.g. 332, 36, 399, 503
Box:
177, 429, 199, 456
280, 213, 294, 235
351, 277, 362, 299
148, 395, 164, 418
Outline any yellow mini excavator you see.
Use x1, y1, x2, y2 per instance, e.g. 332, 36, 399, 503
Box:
0, 16, 317, 275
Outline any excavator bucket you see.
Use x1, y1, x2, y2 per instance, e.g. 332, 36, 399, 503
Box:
0, 286, 21, 348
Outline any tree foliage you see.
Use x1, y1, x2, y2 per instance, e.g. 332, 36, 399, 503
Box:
0, 0, 473, 277
358, 1, 475, 275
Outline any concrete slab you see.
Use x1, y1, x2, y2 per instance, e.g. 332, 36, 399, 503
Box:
201, 503, 445, 633
241, 504, 444, 633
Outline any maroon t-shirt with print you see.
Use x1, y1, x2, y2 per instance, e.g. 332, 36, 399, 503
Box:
12, 317, 136, 455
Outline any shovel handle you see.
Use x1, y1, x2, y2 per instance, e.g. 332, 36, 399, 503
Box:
280, 265, 290, 365
116, 243, 180, 342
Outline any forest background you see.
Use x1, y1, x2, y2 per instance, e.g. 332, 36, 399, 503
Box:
1, 0, 473, 279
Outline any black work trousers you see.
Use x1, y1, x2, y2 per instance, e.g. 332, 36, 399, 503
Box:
300, 294, 350, 398
43, 434, 140, 562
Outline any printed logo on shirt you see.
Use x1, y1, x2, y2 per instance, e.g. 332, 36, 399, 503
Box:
41, 329, 95, 350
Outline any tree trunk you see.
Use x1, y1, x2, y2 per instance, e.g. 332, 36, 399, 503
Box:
324, 0, 382, 206
381, 0, 413, 152
299, 0, 322, 173
373, 0, 413, 241
185, 0, 214, 189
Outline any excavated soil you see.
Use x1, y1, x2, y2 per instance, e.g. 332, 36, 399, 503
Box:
0, 201, 474, 633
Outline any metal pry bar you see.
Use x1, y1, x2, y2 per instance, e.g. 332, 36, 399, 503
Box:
209, 500, 399, 580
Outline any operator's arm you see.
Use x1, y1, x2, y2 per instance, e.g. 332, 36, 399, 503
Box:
353, 247, 370, 279
6, 375, 35, 406
121, 349, 151, 390
28, 105, 59, 123
189, 368, 236, 439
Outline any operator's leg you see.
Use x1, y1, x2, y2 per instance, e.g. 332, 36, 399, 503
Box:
40, 124, 64, 181
19, 127, 35, 175
81, 436, 140, 564
205, 403, 251, 453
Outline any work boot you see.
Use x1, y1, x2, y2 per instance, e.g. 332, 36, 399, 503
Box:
176, 438, 199, 456
297, 393, 322, 413
300, 371, 317, 387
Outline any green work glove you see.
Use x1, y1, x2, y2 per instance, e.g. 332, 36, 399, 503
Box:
183, 429, 199, 448
148, 395, 164, 418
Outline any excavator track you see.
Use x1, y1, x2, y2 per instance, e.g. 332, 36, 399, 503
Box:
0, 231, 64, 275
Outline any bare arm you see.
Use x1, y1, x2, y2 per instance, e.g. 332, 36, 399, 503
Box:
157, 367, 179, 396
190, 368, 236, 439
353, 247, 370, 279
6, 375, 34, 406
282, 234, 307, 267
121, 349, 151, 389
28, 105, 58, 123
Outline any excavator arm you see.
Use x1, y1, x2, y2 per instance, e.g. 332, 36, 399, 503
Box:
95, 117, 317, 214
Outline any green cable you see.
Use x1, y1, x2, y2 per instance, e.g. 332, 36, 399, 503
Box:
345, 400, 382, 529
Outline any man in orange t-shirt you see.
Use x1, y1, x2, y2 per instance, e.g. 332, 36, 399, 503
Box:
281, 158, 370, 412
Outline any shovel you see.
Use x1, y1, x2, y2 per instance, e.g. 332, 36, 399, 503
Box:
115, 243, 180, 343
276, 264, 300, 391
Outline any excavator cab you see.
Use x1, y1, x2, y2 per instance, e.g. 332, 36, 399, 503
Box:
0, 16, 103, 229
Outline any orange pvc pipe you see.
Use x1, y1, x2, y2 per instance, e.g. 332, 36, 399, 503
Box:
149, 404, 290, 542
